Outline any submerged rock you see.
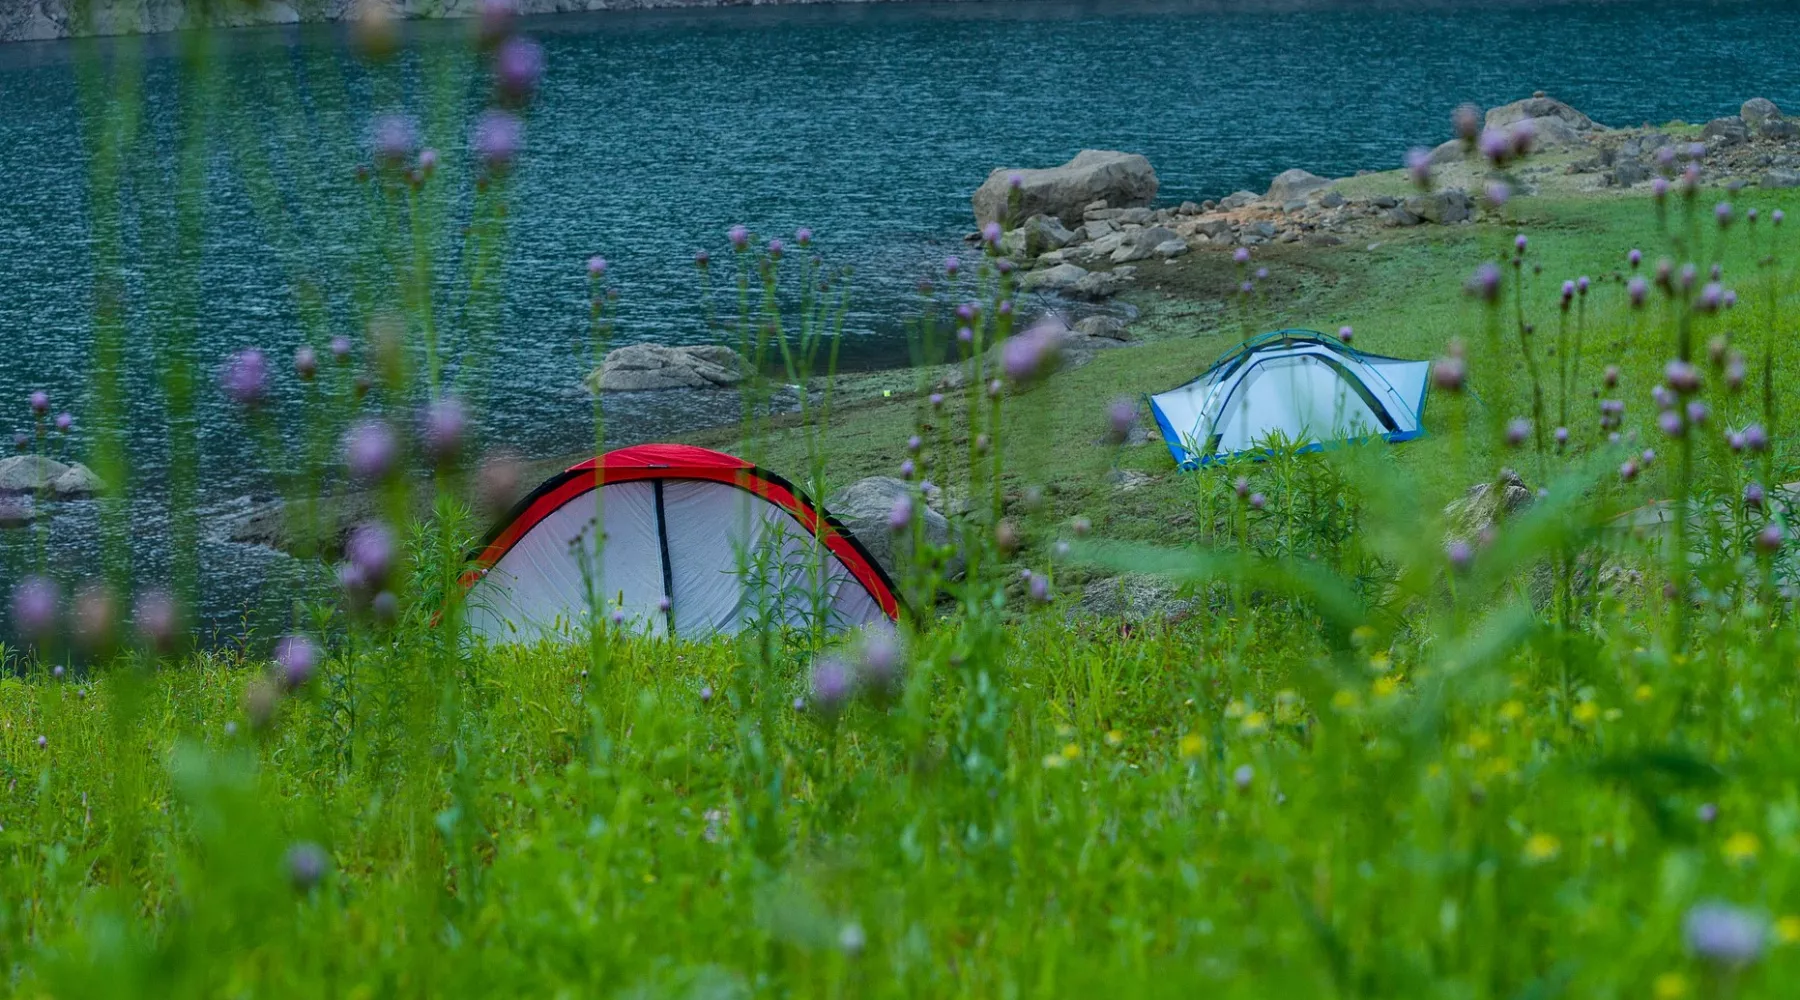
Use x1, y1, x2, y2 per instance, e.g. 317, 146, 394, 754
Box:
972, 150, 1159, 228
589, 343, 749, 392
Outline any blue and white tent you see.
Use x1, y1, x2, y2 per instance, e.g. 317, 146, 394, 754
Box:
1148, 330, 1431, 468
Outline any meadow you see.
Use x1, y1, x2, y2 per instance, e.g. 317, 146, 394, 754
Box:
5, 8, 1800, 999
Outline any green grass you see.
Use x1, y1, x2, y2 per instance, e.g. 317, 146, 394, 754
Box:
8, 186, 1800, 999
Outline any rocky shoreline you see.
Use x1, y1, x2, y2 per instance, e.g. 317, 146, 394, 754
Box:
0, 0, 1016, 43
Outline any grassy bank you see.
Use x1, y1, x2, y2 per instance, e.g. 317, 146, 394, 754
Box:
8, 178, 1800, 998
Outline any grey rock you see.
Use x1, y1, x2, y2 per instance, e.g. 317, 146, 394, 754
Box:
972, 150, 1159, 228
1484, 96, 1605, 133
1084, 199, 1110, 213
1080, 219, 1116, 240
1318, 190, 1346, 209
1742, 97, 1783, 128
1702, 116, 1749, 146
1073, 573, 1197, 623
825, 477, 962, 582
1088, 232, 1129, 256
1281, 199, 1309, 213
1381, 207, 1422, 227
1242, 220, 1277, 239
1074, 315, 1129, 341
1019, 263, 1091, 293
1084, 208, 1123, 222
1154, 239, 1190, 259
1761, 119, 1800, 140
1068, 270, 1134, 301
1609, 159, 1652, 186
1217, 190, 1260, 211
1620, 132, 1673, 159
1178, 201, 1202, 215
1403, 189, 1472, 224
1265, 168, 1329, 203
1370, 195, 1399, 209
1110, 226, 1181, 263
1194, 217, 1233, 240
50, 463, 105, 498
1113, 207, 1154, 225
590, 343, 748, 392
0, 455, 70, 494
1445, 471, 1534, 543
1763, 170, 1800, 189
1428, 138, 1467, 165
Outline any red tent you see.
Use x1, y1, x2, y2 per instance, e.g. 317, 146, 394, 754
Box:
465, 444, 901, 640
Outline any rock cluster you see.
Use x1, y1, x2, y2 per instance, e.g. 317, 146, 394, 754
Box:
824, 476, 963, 580
1559, 97, 1800, 190
0, 454, 106, 498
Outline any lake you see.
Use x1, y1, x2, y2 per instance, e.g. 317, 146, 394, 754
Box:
2, 0, 1797, 633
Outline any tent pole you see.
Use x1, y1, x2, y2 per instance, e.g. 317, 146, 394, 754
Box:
653, 478, 676, 637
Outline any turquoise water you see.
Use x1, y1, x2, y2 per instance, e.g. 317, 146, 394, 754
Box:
2, 0, 1798, 629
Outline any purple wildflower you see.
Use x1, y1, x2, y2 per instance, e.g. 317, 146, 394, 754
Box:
1628, 276, 1648, 307
899, 459, 915, 480
1686, 400, 1709, 425
421, 397, 467, 465
286, 842, 330, 892
928, 392, 944, 408
1432, 356, 1466, 391
1658, 410, 1685, 438
1233, 247, 1250, 264
1027, 572, 1051, 604
1694, 282, 1725, 313
473, 110, 522, 174
767, 238, 784, 259
888, 494, 912, 533
1744, 481, 1764, 508
981, 222, 1003, 247
1756, 523, 1784, 554
1664, 360, 1700, 394
132, 589, 179, 651
1619, 460, 1639, 481
1465, 262, 1501, 301
795, 226, 813, 247
1446, 540, 1473, 572
1234, 764, 1255, 790
343, 420, 398, 481
1405, 147, 1432, 187
493, 36, 544, 106
1744, 424, 1769, 451
1554, 426, 1569, 446
1684, 903, 1766, 967
1603, 365, 1620, 388
1337, 325, 1353, 343
1453, 103, 1482, 140
1248, 492, 1267, 510
346, 521, 396, 587
1007, 171, 1024, 189
1478, 128, 1511, 164
1002, 319, 1064, 384
1506, 418, 1530, 447
273, 635, 319, 692
1107, 397, 1136, 443
370, 114, 418, 168
11, 576, 59, 641
728, 225, 749, 250
1483, 180, 1510, 208
808, 656, 854, 717
221, 349, 269, 406
1627, 248, 1642, 269
944, 255, 960, 275
294, 346, 318, 381
329, 335, 352, 361
53, 412, 71, 432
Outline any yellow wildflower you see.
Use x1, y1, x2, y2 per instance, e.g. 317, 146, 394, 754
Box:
1239, 711, 1269, 735
1634, 684, 1655, 704
1723, 831, 1761, 865
1330, 689, 1360, 712
1056, 724, 1076, 739
1775, 915, 1800, 945
1466, 728, 1493, 753
1224, 699, 1247, 719
1351, 625, 1376, 647
1368, 651, 1392, 673
1572, 701, 1600, 725
1372, 676, 1401, 699
1522, 832, 1561, 864
1104, 729, 1124, 748
1041, 753, 1068, 770
1478, 756, 1515, 783
1060, 742, 1081, 761
1652, 972, 1688, 1000
1498, 700, 1525, 722
1178, 733, 1205, 759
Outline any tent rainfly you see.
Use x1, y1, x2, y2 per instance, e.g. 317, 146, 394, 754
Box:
464, 444, 901, 641
1147, 329, 1431, 468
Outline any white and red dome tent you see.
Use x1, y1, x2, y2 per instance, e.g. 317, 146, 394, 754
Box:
463, 444, 902, 641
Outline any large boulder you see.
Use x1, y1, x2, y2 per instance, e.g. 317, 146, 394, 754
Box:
1266, 168, 1330, 203
1444, 471, 1534, 543
0, 455, 69, 494
1742, 97, 1783, 129
824, 477, 962, 581
0, 496, 34, 528
1484, 96, 1604, 133
972, 150, 1159, 228
49, 463, 104, 498
589, 343, 748, 392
